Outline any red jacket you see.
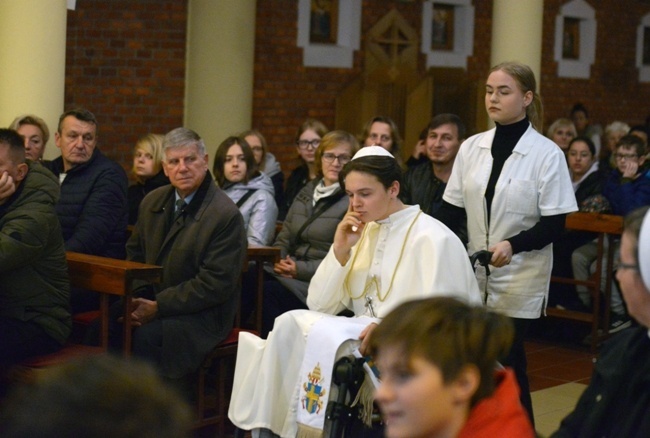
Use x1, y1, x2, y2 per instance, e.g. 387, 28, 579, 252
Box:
458, 368, 535, 438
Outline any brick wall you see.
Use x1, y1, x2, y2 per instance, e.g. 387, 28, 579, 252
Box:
252, 1, 493, 174
64, 0, 187, 173
64, 0, 650, 176
540, 0, 650, 133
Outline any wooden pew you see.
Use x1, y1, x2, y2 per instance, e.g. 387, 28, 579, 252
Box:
547, 212, 623, 351
13, 253, 162, 378
66, 252, 162, 354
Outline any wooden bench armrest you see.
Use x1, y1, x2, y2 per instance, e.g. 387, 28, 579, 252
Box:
564, 212, 623, 235
246, 246, 282, 263
66, 251, 162, 296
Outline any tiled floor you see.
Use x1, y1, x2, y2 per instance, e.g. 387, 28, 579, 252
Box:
526, 337, 597, 436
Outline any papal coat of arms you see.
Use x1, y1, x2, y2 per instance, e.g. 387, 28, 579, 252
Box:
301, 362, 326, 414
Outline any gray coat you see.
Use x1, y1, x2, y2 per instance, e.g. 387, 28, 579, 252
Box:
126, 173, 247, 378
266, 178, 347, 302
224, 172, 278, 246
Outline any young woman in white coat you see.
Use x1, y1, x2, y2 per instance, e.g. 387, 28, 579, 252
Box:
437, 62, 578, 425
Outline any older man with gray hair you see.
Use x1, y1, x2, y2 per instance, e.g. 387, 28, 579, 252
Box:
125, 127, 246, 379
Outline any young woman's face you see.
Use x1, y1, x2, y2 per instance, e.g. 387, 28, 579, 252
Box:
245, 134, 264, 165
321, 142, 352, 186
17, 123, 46, 161
567, 140, 594, 178
224, 144, 247, 183
345, 170, 398, 223
133, 148, 156, 179
296, 128, 321, 164
485, 69, 532, 126
375, 347, 462, 438
365, 122, 394, 152
552, 126, 575, 151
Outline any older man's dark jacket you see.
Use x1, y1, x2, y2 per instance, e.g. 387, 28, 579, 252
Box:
126, 172, 246, 378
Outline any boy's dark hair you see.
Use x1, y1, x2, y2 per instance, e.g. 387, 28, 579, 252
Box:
617, 134, 646, 157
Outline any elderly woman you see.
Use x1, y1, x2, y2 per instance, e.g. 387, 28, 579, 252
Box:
547, 117, 577, 153
600, 121, 630, 174
127, 134, 169, 225
229, 146, 481, 438
213, 136, 278, 247
10, 114, 50, 162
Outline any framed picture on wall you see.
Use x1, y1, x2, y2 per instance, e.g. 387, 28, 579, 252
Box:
309, 0, 338, 44
562, 17, 580, 60
431, 4, 455, 51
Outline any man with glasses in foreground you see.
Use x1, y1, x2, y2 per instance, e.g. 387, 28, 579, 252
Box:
553, 206, 650, 437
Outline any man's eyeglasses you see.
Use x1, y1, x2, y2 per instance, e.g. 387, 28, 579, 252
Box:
296, 139, 320, 150
615, 153, 639, 161
322, 153, 351, 164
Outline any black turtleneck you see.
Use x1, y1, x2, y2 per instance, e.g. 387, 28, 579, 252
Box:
485, 117, 529, 217
436, 117, 566, 254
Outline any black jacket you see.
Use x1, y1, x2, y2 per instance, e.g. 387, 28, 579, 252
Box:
552, 327, 650, 437
45, 148, 128, 259
127, 170, 170, 225
403, 161, 468, 243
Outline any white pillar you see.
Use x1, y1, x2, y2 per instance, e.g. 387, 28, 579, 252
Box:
185, 0, 256, 168
490, 0, 544, 87
0, 0, 68, 160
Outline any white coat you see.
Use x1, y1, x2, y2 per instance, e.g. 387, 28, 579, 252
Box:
444, 124, 577, 318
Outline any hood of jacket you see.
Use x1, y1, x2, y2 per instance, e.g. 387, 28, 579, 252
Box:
263, 152, 282, 177
224, 172, 276, 201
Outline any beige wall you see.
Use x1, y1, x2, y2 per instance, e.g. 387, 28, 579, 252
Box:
185, 0, 256, 170
0, 0, 67, 160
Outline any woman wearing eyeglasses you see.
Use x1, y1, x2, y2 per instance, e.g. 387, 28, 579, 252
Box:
261, 130, 359, 335
280, 119, 328, 220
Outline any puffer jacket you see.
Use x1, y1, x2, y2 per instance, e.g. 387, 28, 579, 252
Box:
223, 172, 278, 246
266, 178, 347, 302
45, 148, 128, 259
263, 152, 285, 210
0, 163, 71, 345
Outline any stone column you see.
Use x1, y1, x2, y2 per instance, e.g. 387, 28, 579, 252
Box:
0, 0, 67, 160
185, 0, 256, 165
490, 0, 544, 86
